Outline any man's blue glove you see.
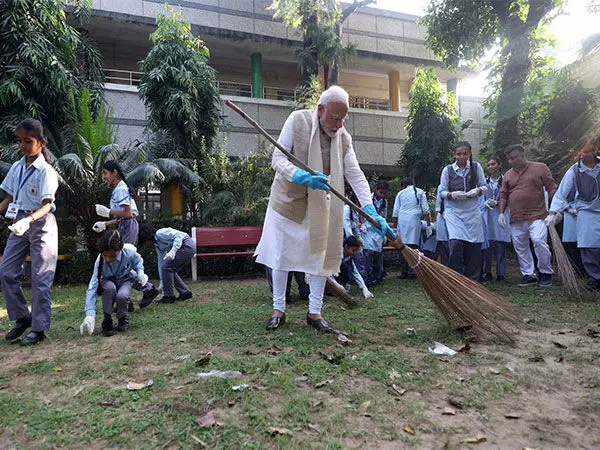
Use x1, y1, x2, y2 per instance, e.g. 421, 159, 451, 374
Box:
362, 204, 396, 238
292, 168, 330, 191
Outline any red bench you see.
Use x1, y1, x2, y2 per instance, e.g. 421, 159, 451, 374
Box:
191, 226, 263, 281
190, 224, 399, 282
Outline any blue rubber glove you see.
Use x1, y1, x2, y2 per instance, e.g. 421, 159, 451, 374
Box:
292, 168, 330, 191
362, 204, 396, 239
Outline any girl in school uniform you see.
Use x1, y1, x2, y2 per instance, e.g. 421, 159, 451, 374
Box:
560, 185, 585, 275
392, 178, 431, 278
548, 135, 600, 291
343, 189, 361, 238
80, 229, 150, 336
93, 160, 159, 307
93, 160, 140, 245
481, 156, 511, 282
330, 235, 373, 300
435, 187, 450, 265
138, 223, 195, 305
439, 141, 487, 281
0, 119, 59, 345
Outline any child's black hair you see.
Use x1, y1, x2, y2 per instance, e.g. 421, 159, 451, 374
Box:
103, 159, 135, 197
455, 141, 477, 190
486, 155, 504, 187
16, 118, 53, 165
138, 221, 157, 244
95, 229, 124, 296
344, 234, 363, 248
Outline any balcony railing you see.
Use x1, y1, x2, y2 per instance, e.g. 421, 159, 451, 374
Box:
104, 69, 393, 111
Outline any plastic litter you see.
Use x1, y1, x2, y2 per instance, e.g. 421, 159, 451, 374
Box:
232, 384, 251, 391
195, 370, 242, 379
428, 342, 457, 356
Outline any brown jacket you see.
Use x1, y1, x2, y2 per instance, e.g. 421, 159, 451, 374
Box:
499, 161, 557, 223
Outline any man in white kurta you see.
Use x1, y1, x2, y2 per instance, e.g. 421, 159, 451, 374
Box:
255, 86, 392, 332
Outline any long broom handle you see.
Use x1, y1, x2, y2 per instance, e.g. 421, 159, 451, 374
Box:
224, 100, 403, 246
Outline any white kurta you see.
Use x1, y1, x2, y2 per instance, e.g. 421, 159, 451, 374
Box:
255, 114, 372, 276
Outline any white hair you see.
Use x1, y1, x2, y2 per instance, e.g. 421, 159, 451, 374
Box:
318, 85, 349, 107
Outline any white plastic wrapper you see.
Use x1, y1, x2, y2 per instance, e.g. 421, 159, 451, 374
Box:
428, 342, 457, 356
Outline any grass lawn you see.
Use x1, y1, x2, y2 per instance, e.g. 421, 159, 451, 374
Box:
1, 267, 600, 449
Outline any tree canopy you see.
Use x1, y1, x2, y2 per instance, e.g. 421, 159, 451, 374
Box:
422, 0, 562, 154
138, 6, 220, 158
399, 68, 459, 190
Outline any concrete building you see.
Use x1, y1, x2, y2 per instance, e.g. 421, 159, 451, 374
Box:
83, 0, 488, 176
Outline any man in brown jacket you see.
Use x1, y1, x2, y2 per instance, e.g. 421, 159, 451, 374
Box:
498, 144, 557, 287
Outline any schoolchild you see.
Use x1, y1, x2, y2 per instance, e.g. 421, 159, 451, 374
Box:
548, 135, 600, 291
80, 229, 149, 336
481, 156, 511, 282
0, 119, 59, 345
138, 223, 195, 305
392, 178, 431, 278
330, 235, 373, 300
438, 141, 487, 281
435, 187, 450, 265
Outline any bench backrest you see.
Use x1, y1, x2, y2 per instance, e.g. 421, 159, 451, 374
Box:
193, 226, 263, 249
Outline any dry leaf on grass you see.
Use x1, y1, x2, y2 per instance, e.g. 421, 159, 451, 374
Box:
358, 400, 371, 414
267, 427, 292, 436
266, 345, 293, 355
0, 384, 10, 391
489, 367, 501, 375
402, 425, 415, 435
442, 407, 456, 415
174, 354, 191, 361
315, 379, 333, 388
195, 410, 222, 428
126, 380, 154, 391
553, 341, 568, 349
194, 352, 212, 367
312, 401, 325, 409
190, 434, 207, 447
463, 435, 487, 444
505, 412, 521, 419
392, 385, 407, 396
337, 334, 353, 345
52, 366, 62, 372
306, 423, 321, 433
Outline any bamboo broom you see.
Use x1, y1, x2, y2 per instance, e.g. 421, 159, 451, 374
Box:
225, 100, 519, 342
548, 222, 585, 298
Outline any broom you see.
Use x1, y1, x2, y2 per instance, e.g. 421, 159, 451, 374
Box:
225, 100, 519, 342
548, 222, 585, 298
325, 278, 363, 308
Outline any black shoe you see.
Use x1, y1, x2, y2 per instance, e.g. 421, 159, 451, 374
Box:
306, 314, 339, 333
140, 287, 159, 308
20, 331, 45, 346
116, 316, 130, 333
102, 314, 116, 337
266, 313, 286, 330
539, 273, 552, 287
497, 276, 507, 282
518, 275, 538, 287
585, 279, 600, 292
5, 315, 32, 341
156, 296, 176, 304
177, 291, 193, 301
127, 300, 134, 312
482, 273, 493, 282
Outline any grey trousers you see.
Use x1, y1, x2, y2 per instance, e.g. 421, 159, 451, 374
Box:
580, 248, 600, 282
161, 238, 195, 297
102, 278, 133, 319
438, 241, 450, 266
482, 241, 507, 278
0, 213, 58, 332
119, 218, 139, 246
448, 239, 482, 281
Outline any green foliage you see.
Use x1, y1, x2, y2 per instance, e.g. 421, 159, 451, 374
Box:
399, 68, 459, 191
291, 75, 323, 111
195, 137, 274, 226
0, 0, 104, 149
422, 0, 563, 153
138, 5, 220, 157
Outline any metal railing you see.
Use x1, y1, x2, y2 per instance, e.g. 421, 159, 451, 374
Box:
104, 68, 393, 111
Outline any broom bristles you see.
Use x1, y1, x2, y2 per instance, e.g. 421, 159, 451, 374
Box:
548, 223, 586, 298
326, 278, 362, 308
390, 238, 519, 343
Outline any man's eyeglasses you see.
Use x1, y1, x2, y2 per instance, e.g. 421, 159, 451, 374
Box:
329, 114, 349, 123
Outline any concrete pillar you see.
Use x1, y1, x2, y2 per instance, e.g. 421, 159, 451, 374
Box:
389, 71, 401, 112
251, 53, 263, 98
447, 78, 459, 95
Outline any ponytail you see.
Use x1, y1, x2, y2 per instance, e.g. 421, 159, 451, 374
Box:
103, 160, 135, 197
96, 259, 105, 296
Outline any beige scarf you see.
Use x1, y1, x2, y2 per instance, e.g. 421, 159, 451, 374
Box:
307, 111, 345, 274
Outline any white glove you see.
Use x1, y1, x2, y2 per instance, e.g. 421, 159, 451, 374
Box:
566, 207, 578, 216
466, 188, 481, 198
8, 217, 31, 236
79, 316, 95, 336
450, 191, 468, 200
136, 273, 148, 285
95, 204, 111, 218
498, 213, 506, 229
545, 213, 562, 227
362, 287, 374, 299
164, 250, 177, 261
485, 199, 498, 210
425, 226, 433, 238
92, 221, 106, 233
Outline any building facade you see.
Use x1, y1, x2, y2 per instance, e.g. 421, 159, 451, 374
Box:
85, 0, 488, 176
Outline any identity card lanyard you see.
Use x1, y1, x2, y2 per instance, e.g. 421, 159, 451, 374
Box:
5, 164, 35, 220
